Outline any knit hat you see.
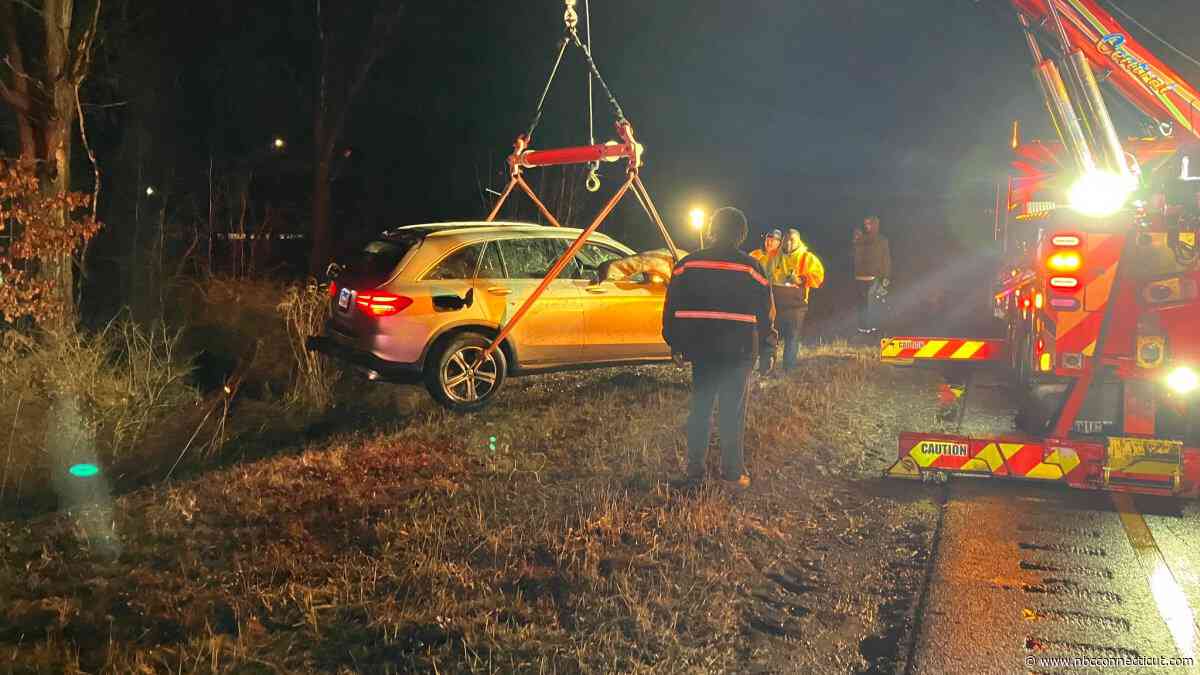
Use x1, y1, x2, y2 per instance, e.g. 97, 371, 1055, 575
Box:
708, 207, 749, 247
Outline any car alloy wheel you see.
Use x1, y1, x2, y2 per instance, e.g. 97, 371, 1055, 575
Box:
441, 345, 499, 404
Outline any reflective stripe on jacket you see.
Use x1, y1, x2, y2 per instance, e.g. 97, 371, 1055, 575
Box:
752, 246, 825, 303
789, 246, 825, 303
663, 246, 776, 362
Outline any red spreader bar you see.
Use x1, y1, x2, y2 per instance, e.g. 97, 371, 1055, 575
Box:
517, 140, 638, 169
880, 336, 1008, 365
477, 120, 676, 366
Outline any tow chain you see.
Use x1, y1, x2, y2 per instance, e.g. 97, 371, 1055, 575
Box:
524, 0, 626, 193
582, 0, 600, 192
564, 0, 578, 29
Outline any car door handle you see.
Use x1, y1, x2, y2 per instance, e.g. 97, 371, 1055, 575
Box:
486, 286, 512, 296
584, 286, 608, 294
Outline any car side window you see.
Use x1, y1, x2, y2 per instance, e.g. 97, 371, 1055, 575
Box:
500, 238, 579, 280
575, 243, 626, 280
551, 239, 589, 280
425, 243, 484, 280
476, 242, 504, 279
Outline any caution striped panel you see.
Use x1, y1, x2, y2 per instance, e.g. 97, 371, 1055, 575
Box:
891, 433, 1086, 483
880, 337, 1007, 364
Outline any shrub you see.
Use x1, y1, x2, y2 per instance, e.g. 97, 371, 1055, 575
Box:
277, 279, 340, 412
0, 158, 101, 325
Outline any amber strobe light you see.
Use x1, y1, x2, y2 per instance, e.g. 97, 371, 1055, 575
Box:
1047, 251, 1082, 272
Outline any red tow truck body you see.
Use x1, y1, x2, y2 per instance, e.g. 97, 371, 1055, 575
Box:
883, 0, 1200, 496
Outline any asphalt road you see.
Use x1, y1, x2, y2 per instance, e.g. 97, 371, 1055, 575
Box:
903, 376, 1200, 674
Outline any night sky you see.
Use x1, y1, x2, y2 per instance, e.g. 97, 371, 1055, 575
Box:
18, 0, 1200, 291
241, 0, 1194, 249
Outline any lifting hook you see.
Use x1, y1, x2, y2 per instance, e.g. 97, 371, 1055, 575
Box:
564, 0, 578, 30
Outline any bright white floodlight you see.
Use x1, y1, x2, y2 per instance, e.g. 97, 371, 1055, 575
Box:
1068, 171, 1135, 217
1167, 366, 1199, 395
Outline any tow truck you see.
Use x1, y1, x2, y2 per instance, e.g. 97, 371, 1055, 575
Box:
883, 0, 1200, 497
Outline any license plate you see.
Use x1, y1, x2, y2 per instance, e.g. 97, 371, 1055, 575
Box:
338, 287, 352, 310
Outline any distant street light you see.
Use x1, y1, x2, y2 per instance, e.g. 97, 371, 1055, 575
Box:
145, 186, 155, 196
272, 136, 286, 150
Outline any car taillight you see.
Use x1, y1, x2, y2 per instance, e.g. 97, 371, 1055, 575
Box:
354, 292, 413, 317
1049, 276, 1080, 290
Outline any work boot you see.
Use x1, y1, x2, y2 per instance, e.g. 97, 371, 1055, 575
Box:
669, 475, 703, 491
669, 466, 705, 490
722, 474, 751, 491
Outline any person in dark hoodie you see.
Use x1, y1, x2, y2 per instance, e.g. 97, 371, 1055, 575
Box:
852, 215, 891, 334
663, 207, 776, 490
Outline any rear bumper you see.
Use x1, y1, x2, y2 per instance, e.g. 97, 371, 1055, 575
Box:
305, 335, 423, 385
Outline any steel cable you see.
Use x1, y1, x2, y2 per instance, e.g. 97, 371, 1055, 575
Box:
526, 36, 571, 141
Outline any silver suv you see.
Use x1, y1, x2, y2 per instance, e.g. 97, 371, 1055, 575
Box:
307, 222, 671, 411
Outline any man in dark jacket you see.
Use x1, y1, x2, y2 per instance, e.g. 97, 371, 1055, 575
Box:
663, 207, 776, 490
852, 215, 891, 334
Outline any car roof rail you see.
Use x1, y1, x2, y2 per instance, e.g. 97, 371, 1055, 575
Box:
382, 221, 623, 241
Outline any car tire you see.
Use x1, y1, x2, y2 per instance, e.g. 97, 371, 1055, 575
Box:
424, 331, 507, 412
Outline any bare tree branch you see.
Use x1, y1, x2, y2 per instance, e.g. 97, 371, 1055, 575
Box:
324, 2, 405, 158
9, 0, 44, 18
3, 55, 47, 92
0, 1, 37, 155
74, 82, 98, 217
81, 99, 126, 109
68, 0, 102, 84
0, 77, 32, 114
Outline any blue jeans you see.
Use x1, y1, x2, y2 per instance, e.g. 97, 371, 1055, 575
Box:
779, 307, 808, 368
686, 359, 753, 480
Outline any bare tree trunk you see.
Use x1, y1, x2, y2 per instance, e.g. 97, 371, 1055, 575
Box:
310, 151, 333, 276
0, 0, 37, 158
0, 0, 101, 329
308, 0, 405, 277
43, 0, 80, 327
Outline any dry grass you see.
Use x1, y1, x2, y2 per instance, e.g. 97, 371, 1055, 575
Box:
0, 345, 947, 673
0, 321, 203, 510
277, 280, 342, 412
0, 275, 364, 514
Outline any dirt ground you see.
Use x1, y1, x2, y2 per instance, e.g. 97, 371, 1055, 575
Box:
0, 345, 953, 674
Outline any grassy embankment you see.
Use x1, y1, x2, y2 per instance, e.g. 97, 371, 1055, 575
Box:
2, 325, 947, 673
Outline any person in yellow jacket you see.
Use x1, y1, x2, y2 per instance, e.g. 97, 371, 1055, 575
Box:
749, 229, 785, 373
774, 228, 824, 369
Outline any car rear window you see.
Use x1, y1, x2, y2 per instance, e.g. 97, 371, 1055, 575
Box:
425, 243, 484, 280
342, 239, 414, 286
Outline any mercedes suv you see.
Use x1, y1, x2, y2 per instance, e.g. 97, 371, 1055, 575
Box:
306, 222, 672, 411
